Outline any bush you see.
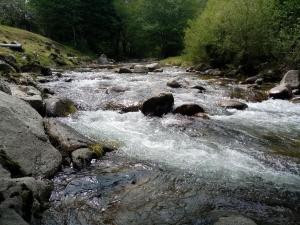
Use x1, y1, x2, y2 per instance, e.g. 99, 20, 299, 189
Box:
184, 0, 279, 70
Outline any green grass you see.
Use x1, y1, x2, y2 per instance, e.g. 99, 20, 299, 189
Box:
0, 25, 88, 67
161, 55, 193, 67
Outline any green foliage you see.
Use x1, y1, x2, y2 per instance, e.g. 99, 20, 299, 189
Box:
184, 0, 300, 70
29, 0, 121, 56
185, 0, 278, 68
114, 0, 205, 58
0, 0, 34, 30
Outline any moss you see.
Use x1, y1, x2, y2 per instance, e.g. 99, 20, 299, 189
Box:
88, 143, 105, 158
55, 99, 77, 117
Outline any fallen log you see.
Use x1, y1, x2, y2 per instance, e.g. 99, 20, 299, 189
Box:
0, 42, 23, 51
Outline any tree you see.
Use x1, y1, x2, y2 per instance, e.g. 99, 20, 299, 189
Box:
184, 0, 279, 70
30, 0, 121, 55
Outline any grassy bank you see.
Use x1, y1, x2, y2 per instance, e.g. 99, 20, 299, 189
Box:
0, 25, 89, 67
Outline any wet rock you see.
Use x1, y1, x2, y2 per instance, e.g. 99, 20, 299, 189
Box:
56, 72, 63, 78
268, 84, 292, 100
121, 104, 141, 113
37, 77, 51, 83
291, 97, 300, 103
0, 177, 52, 225
0, 80, 12, 95
0, 164, 11, 178
146, 63, 160, 72
133, 65, 149, 73
0, 208, 29, 225
218, 100, 248, 110
44, 118, 104, 157
141, 93, 174, 117
45, 97, 77, 117
21, 63, 52, 76
0, 60, 15, 73
11, 85, 45, 116
72, 148, 99, 169
118, 67, 132, 74
280, 70, 300, 89
106, 86, 130, 94
192, 85, 206, 93
173, 104, 205, 116
153, 68, 163, 73
64, 78, 73, 83
167, 80, 182, 88
104, 102, 141, 113
214, 215, 257, 225
0, 92, 62, 178
195, 113, 210, 119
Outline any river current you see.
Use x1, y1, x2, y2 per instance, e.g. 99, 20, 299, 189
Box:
41, 66, 300, 225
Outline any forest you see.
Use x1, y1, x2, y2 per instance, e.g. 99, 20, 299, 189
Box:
1, 0, 299, 71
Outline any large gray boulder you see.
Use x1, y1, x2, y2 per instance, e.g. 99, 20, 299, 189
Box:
44, 118, 104, 164
280, 70, 300, 89
0, 80, 12, 95
214, 215, 257, 225
268, 84, 293, 100
0, 177, 52, 225
11, 85, 45, 116
141, 93, 174, 117
0, 92, 62, 178
45, 97, 77, 117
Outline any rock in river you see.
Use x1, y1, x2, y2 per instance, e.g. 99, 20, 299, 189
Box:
280, 70, 300, 89
141, 93, 174, 117
72, 148, 98, 169
268, 84, 292, 100
0, 91, 62, 178
133, 65, 149, 73
44, 118, 104, 165
118, 67, 132, 74
44, 118, 94, 154
218, 99, 248, 110
45, 97, 77, 117
167, 79, 182, 88
173, 104, 205, 116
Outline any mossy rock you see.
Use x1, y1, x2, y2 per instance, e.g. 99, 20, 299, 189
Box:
45, 97, 77, 117
88, 143, 105, 158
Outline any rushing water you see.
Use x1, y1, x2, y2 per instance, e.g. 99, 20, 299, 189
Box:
41, 66, 300, 225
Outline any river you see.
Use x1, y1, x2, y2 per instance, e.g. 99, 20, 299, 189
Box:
40, 66, 300, 225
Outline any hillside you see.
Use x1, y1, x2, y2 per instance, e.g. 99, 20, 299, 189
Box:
0, 25, 87, 67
